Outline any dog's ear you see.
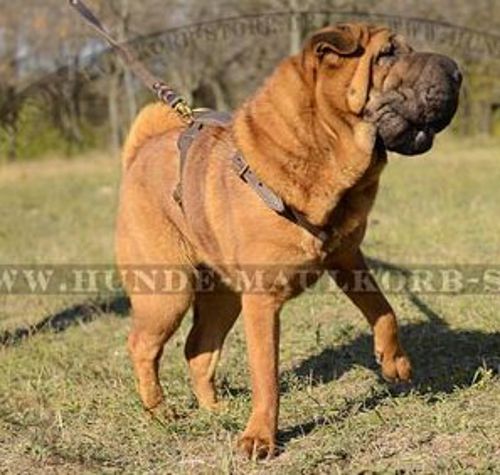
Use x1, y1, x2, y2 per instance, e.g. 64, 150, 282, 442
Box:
309, 24, 362, 58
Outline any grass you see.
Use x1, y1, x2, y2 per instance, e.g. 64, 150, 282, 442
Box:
0, 136, 499, 474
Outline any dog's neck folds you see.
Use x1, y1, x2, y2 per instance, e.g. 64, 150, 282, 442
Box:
233, 56, 381, 227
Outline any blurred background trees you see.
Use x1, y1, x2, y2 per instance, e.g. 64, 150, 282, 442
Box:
0, 0, 499, 161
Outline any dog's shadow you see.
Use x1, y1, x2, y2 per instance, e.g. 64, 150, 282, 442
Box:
0, 294, 130, 347
286, 297, 499, 395
276, 262, 500, 446
278, 325, 499, 446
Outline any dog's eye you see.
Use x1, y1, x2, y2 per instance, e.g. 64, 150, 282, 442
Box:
379, 43, 395, 57
377, 43, 396, 65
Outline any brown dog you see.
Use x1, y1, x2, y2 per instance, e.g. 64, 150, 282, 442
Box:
116, 23, 461, 458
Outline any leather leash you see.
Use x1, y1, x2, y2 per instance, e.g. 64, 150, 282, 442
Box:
69, 0, 335, 249
68, 0, 193, 123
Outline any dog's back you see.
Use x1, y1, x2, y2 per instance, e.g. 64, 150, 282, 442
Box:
121, 103, 185, 171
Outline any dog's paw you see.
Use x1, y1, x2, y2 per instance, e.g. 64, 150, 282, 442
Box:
237, 431, 276, 460
376, 350, 412, 383
146, 402, 185, 422
237, 416, 277, 460
199, 399, 230, 413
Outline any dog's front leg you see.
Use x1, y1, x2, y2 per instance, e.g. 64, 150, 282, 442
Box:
329, 249, 412, 382
238, 293, 281, 459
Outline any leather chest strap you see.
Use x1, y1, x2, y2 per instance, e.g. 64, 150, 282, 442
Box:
176, 110, 330, 246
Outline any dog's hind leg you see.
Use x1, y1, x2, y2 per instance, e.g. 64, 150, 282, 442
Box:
116, 181, 195, 414
127, 291, 193, 413
184, 282, 241, 410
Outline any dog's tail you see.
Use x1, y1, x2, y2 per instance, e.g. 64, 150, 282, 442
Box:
122, 103, 185, 170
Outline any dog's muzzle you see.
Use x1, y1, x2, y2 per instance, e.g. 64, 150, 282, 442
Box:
365, 53, 462, 156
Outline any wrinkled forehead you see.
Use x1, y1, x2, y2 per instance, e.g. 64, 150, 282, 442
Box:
366, 24, 412, 51
304, 22, 410, 59
319, 22, 397, 49
312, 23, 390, 40
365, 24, 393, 48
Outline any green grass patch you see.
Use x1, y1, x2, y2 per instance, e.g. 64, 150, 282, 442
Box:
0, 139, 499, 473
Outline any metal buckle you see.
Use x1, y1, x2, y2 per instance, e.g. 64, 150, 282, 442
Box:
238, 163, 250, 179
233, 155, 250, 178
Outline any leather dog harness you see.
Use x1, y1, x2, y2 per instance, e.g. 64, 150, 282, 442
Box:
70, 0, 334, 248
176, 110, 332, 244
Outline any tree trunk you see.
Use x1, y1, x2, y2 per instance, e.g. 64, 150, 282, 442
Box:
123, 69, 137, 125
3, 25, 20, 161
289, 0, 302, 55
6, 123, 18, 162
208, 79, 230, 111
118, 0, 138, 126
66, 56, 84, 155
108, 73, 121, 157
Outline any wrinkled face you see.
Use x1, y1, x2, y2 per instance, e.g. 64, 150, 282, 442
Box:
305, 23, 462, 155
